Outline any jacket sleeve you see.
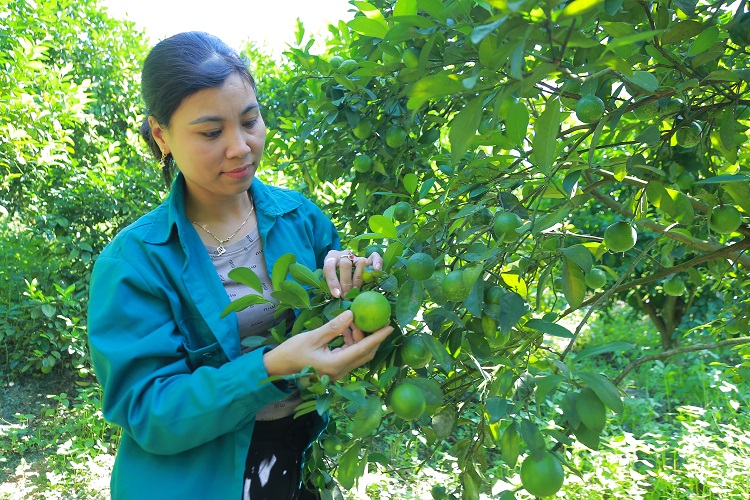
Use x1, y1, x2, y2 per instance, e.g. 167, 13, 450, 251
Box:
87, 254, 290, 456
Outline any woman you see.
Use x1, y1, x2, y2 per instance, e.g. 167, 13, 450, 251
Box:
87, 31, 392, 499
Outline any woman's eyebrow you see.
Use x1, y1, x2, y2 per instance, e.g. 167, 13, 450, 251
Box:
189, 104, 259, 125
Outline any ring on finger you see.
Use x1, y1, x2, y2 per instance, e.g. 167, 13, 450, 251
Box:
339, 250, 356, 263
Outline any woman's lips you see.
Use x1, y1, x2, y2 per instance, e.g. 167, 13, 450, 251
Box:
223, 165, 252, 179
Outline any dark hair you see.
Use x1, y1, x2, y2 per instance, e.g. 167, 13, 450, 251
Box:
139, 31, 256, 186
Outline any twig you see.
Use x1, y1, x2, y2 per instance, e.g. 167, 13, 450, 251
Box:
614, 336, 750, 386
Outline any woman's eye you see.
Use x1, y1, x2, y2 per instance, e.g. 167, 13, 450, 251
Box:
243, 120, 257, 128
202, 130, 221, 138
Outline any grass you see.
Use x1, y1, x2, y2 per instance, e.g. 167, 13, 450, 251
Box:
2, 304, 749, 499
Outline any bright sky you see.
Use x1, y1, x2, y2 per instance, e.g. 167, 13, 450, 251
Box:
101, 0, 354, 55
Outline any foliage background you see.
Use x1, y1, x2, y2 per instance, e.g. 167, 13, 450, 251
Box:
2, 0, 750, 498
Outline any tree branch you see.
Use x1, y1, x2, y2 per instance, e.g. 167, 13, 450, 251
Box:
614, 337, 750, 386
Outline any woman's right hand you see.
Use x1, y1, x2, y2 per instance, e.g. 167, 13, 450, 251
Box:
262, 310, 392, 381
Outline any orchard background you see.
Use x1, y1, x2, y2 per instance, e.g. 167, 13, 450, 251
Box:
1, 0, 749, 498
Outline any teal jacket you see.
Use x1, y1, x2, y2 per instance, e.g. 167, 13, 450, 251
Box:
87, 174, 340, 499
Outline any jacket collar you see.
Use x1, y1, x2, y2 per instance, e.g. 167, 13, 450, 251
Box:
143, 172, 302, 245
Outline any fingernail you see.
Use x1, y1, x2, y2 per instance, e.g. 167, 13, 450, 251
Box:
332, 288, 340, 297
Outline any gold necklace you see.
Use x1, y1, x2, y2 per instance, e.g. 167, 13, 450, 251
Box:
190, 203, 255, 257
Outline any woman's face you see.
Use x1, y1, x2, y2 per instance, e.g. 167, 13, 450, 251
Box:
150, 72, 266, 203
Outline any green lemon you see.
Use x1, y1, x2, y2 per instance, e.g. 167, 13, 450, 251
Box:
709, 205, 742, 234
353, 153, 373, 173
353, 119, 373, 139
399, 335, 432, 369
389, 383, 426, 420
575, 95, 605, 123
663, 276, 686, 297
604, 221, 637, 252
406, 252, 435, 281
350, 291, 391, 332
520, 452, 565, 498
442, 270, 471, 302
393, 201, 412, 222
493, 212, 523, 240
402, 47, 420, 69
385, 126, 407, 148
675, 122, 702, 148
329, 55, 344, 68
585, 267, 607, 289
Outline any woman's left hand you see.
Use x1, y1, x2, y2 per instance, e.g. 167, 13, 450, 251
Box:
322, 250, 383, 298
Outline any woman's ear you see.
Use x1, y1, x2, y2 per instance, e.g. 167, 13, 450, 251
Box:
148, 116, 170, 155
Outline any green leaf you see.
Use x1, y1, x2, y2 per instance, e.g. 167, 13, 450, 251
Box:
661, 20, 704, 45
279, 280, 311, 308
403, 173, 418, 195
485, 397, 508, 423
421, 332, 453, 371
688, 25, 719, 56
431, 405, 456, 439
672, 0, 697, 15
393, 0, 417, 16
368, 215, 398, 238
561, 244, 593, 273
577, 371, 623, 415
337, 444, 362, 490
520, 418, 547, 461
723, 182, 750, 215
505, 101, 529, 147
562, 257, 586, 309
525, 318, 574, 339
220, 294, 272, 318
288, 262, 321, 289
271, 254, 297, 292
560, 0, 603, 18
718, 107, 736, 152
449, 96, 483, 165
574, 341, 635, 362
694, 174, 750, 185
395, 279, 424, 327
41, 304, 55, 318
485, 291, 527, 333
532, 96, 561, 174
635, 125, 661, 145
661, 188, 694, 224
623, 71, 658, 92
500, 422, 520, 468
470, 16, 507, 44
576, 387, 606, 432
407, 73, 464, 111
240, 336, 267, 349
382, 241, 404, 272
351, 396, 384, 438
228, 267, 264, 294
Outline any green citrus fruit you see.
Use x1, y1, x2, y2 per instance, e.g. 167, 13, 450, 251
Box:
339, 59, 358, 73
493, 212, 523, 240
399, 335, 432, 369
362, 265, 384, 284
674, 171, 695, 190
393, 201, 412, 222
471, 207, 493, 227
329, 55, 344, 68
385, 126, 407, 148
350, 291, 391, 332
604, 221, 637, 252
442, 269, 471, 302
575, 95, 606, 123
633, 98, 660, 121
585, 267, 607, 289
709, 205, 742, 234
353, 153, 373, 173
675, 122, 702, 148
322, 436, 344, 454
402, 47, 420, 69
661, 98, 684, 116
389, 383, 426, 420
663, 276, 686, 297
406, 252, 435, 281
553, 276, 563, 290
353, 119, 373, 139
520, 452, 565, 498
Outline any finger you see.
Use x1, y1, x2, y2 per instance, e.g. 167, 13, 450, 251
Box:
330, 325, 394, 378
351, 259, 366, 290
338, 256, 354, 294
323, 251, 342, 297
342, 328, 355, 346
313, 310, 354, 345
351, 324, 366, 343
368, 252, 384, 271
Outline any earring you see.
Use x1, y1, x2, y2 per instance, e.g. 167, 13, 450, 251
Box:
159, 151, 168, 169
